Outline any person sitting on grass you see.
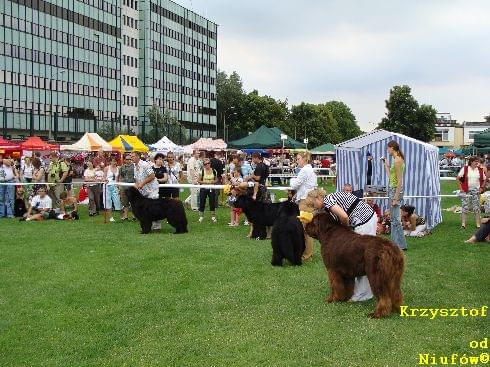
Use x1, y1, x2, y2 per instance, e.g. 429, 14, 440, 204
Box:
401, 204, 427, 237
464, 217, 490, 243
20, 187, 52, 221
59, 191, 79, 220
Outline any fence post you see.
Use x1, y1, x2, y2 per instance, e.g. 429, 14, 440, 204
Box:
30, 109, 34, 136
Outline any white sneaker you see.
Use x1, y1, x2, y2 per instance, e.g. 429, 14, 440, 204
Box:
198, 217, 204, 223
109, 217, 115, 222
211, 217, 217, 223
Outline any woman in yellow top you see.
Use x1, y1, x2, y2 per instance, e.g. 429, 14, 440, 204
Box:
382, 140, 408, 251
198, 158, 218, 223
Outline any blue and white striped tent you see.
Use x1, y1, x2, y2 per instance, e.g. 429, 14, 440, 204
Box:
336, 130, 442, 229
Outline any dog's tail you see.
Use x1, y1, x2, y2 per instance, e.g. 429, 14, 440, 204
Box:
370, 241, 405, 312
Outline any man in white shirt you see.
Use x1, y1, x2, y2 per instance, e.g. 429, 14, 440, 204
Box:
185, 149, 200, 210
132, 152, 160, 230
21, 186, 52, 221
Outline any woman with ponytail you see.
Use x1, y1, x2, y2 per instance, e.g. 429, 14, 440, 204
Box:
382, 140, 408, 250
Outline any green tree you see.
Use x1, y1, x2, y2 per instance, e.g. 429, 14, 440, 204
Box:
97, 122, 126, 141
324, 101, 361, 141
216, 70, 245, 140
145, 106, 187, 144
378, 85, 436, 142
484, 115, 490, 123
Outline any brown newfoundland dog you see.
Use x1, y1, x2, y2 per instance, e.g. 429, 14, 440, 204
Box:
305, 212, 405, 318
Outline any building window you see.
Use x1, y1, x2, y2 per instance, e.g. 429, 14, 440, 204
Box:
469, 131, 481, 140
434, 129, 449, 142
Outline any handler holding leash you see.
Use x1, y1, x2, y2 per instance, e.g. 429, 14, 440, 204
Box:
309, 187, 377, 302
289, 151, 318, 261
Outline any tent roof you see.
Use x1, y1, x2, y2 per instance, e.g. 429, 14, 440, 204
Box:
184, 138, 227, 151
20, 136, 58, 151
228, 125, 305, 149
150, 136, 184, 153
311, 143, 336, 154
336, 130, 438, 152
60, 132, 112, 151
109, 135, 149, 152
473, 129, 490, 147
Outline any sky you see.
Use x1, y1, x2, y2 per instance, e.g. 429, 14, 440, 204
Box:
185, 0, 490, 131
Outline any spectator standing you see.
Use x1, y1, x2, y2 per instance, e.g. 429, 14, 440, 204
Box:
457, 156, 485, 229
63, 157, 74, 197
198, 157, 218, 223
92, 149, 108, 168
0, 156, 16, 218
119, 154, 135, 221
21, 157, 34, 183
382, 140, 408, 251
152, 153, 168, 199
104, 157, 121, 222
46, 152, 68, 208
289, 151, 318, 261
186, 149, 200, 210
165, 151, 182, 199
210, 151, 225, 206
84, 161, 100, 216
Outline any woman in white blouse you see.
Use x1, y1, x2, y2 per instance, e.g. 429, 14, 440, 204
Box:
289, 151, 318, 261
457, 156, 486, 229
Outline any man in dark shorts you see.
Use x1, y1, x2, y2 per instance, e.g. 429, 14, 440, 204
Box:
210, 151, 225, 206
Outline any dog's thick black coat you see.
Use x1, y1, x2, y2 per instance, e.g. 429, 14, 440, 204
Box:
270, 201, 305, 266
234, 195, 299, 240
126, 187, 188, 234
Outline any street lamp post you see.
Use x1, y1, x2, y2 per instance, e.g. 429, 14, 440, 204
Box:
223, 106, 235, 141
49, 69, 66, 140
303, 138, 309, 150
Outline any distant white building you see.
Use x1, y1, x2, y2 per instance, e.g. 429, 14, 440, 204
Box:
463, 121, 490, 146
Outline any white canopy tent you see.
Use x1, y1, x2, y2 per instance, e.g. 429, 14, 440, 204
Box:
60, 132, 112, 151
149, 136, 185, 154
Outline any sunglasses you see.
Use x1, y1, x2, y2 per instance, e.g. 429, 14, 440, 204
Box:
204, 162, 210, 165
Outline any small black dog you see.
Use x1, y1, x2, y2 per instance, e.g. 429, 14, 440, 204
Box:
270, 201, 305, 266
125, 187, 188, 234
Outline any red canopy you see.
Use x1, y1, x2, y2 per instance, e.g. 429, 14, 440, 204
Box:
20, 136, 59, 151
0, 137, 21, 154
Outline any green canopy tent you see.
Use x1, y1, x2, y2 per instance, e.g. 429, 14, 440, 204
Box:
311, 143, 336, 155
473, 129, 490, 147
227, 125, 305, 149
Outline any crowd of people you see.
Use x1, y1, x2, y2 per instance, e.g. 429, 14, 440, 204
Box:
3, 142, 490, 246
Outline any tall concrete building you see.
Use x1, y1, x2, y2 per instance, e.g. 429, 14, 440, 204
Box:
0, 0, 217, 142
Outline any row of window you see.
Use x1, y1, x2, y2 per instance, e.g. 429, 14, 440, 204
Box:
150, 40, 216, 70
123, 75, 138, 87
150, 21, 216, 55
123, 14, 138, 29
122, 54, 138, 68
152, 98, 216, 115
123, 95, 138, 107
151, 59, 215, 85
1, 70, 119, 101
1, 43, 120, 80
150, 1, 216, 40
11, 0, 121, 38
122, 0, 138, 11
123, 34, 138, 49
1, 99, 118, 121
78, 0, 119, 16
152, 79, 216, 101
1, 14, 120, 59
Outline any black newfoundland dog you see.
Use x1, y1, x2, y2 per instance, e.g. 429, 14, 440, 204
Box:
270, 200, 305, 266
126, 187, 188, 234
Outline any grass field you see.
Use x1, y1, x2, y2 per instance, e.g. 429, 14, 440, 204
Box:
0, 181, 488, 367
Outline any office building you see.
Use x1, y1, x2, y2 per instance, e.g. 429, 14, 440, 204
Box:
0, 0, 217, 142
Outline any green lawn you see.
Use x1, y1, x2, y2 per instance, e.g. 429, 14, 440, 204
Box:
0, 182, 488, 367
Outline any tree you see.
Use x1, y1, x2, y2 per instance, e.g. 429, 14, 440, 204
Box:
484, 115, 490, 123
145, 106, 187, 144
324, 101, 362, 141
97, 122, 126, 141
378, 85, 436, 142
216, 70, 245, 140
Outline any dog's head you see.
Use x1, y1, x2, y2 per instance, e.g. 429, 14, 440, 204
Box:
278, 200, 300, 216
125, 186, 143, 202
233, 194, 253, 210
305, 211, 339, 239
